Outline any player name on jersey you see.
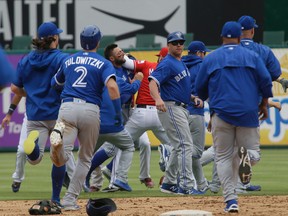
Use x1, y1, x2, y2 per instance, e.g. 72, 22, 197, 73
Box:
65, 56, 104, 69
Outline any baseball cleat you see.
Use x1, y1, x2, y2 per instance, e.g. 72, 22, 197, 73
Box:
24, 130, 39, 155
101, 185, 121, 193
177, 187, 204, 195
113, 179, 132, 192
50, 121, 65, 147
238, 146, 252, 184
140, 178, 154, 188
224, 199, 239, 213
246, 184, 261, 191
11, 181, 21, 193
160, 183, 178, 194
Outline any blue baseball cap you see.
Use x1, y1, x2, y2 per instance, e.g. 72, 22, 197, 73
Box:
221, 21, 242, 38
187, 41, 210, 54
167, 31, 185, 43
238, 15, 258, 30
38, 22, 63, 38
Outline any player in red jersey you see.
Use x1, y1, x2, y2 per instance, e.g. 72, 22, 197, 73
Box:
119, 48, 171, 188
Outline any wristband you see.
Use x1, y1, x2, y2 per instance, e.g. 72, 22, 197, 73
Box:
7, 104, 17, 115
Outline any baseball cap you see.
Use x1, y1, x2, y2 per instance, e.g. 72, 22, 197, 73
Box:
156, 47, 168, 57
187, 41, 210, 54
221, 21, 242, 38
238, 15, 258, 30
38, 22, 63, 38
167, 31, 185, 43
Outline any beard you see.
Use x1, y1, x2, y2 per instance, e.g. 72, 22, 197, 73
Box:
114, 58, 126, 66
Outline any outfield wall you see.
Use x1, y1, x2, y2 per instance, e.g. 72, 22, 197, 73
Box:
0, 48, 288, 150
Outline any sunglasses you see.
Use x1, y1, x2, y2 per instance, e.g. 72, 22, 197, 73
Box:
170, 40, 185, 46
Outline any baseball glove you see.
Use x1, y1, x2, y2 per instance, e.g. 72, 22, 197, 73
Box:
28, 200, 61, 215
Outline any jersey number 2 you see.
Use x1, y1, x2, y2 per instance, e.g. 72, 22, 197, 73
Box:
72, 66, 87, 88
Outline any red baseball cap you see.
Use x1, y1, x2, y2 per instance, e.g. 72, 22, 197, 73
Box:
156, 47, 168, 57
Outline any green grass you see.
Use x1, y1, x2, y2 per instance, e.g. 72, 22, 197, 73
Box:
0, 148, 287, 201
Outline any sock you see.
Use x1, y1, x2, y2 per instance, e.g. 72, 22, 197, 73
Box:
51, 164, 66, 203
86, 149, 109, 185
27, 143, 40, 161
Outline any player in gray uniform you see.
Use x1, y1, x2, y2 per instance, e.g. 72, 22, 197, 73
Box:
49, 25, 121, 210
196, 21, 272, 213
149, 31, 202, 195
182, 41, 210, 193
11, 22, 71, 206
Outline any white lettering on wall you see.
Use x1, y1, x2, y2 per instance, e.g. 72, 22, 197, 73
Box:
0, 0, 12, 40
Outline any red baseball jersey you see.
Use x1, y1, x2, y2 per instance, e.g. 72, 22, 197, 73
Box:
133, 60, 158, 105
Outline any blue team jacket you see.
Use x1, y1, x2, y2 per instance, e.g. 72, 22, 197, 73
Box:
182, 54, 204, 116
14, 49, 69, 121
196, 44, 273, 127
100, 77, 141, 134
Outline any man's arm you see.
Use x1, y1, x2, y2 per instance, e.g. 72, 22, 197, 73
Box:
149, 79, 166, 112
11, 84, 26, 97
1, 94, 22, 128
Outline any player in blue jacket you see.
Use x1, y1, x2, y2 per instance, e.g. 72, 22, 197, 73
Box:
182, 41, 210, 193
149, 31, 202, 195
195, 21, 273, 213
49, 25, 121, 210
11, 22, 70, 206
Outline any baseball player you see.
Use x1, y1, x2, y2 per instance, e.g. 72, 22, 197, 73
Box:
85, 45, 152, 192
149, 31, 202, 195
181, 41, 210, 193
237, 15, 288, 92
119, 47, 171, 188
10, 22, 71, 206
49, 24, 121, 210
0, 47, 15, 91
86, 73, 143, 192
195, 21, 272, 213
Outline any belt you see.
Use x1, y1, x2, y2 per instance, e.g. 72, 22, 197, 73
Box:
136, 104, 156, 109
62, 98, 86, 103
174, 101, 187, 109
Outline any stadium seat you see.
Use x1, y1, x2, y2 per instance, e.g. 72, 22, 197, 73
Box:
135, 34, 161, 48
12, 35, 32, 50
263, 31, 285, 46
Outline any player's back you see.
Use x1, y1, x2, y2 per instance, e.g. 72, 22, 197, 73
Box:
61, 51, 115, 106
240, 39, 281, 80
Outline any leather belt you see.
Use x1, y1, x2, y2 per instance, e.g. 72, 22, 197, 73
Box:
136, 104, 156, 109
174, 101, 187, 109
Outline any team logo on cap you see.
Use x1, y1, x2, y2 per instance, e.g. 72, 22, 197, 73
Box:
175, 32, 182, 39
